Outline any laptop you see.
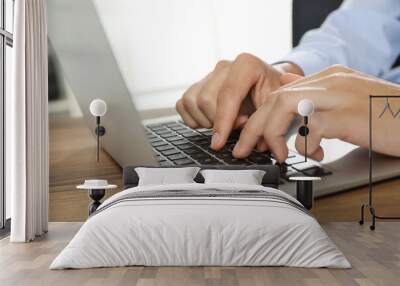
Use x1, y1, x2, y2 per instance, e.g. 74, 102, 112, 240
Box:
47, 0, 400, 198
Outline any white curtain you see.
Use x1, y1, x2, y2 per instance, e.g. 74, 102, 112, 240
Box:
8, 0, 49, 242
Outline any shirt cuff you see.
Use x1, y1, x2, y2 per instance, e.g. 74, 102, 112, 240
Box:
280, 50, 331, 76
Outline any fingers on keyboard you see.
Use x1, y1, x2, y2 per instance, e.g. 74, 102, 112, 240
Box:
147, 122, 331, 180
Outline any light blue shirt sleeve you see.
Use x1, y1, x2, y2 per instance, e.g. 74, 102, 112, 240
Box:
282, 0, 400, 77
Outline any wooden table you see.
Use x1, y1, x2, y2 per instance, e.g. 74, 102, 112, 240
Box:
49, 116, 400, 222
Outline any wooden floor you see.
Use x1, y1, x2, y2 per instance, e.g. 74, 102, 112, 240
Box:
1, 222, 400, 286
49, 116, 400, 222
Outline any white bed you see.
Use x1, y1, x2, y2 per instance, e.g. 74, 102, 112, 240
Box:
50, 183, 350, 269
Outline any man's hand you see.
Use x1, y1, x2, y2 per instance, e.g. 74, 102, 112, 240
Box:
175, 53, 303, 149
232, 65, 400, 162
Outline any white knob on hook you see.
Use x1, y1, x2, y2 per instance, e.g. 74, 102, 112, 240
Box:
297, 99, 314, 117
90, 99, 107, 117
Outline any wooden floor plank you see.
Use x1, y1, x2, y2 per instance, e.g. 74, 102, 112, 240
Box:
2, 222, 398, 286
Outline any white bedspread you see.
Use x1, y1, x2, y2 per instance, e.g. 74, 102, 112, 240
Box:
50, 183, 350, 269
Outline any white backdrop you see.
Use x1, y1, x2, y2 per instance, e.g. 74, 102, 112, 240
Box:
93, 0, 292, 109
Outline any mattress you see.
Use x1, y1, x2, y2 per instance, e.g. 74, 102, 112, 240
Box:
50, 183, 350, 269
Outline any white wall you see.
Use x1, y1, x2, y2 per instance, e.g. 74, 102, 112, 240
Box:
93, 0, 292, 110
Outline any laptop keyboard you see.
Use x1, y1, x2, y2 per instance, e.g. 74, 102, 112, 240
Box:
145, 121, 332, 184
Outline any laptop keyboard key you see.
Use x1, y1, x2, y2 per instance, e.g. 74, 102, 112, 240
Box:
196, 139, 211, 147
166, 136, 183, 142
215, 151, 233, 160
174, 158, 195, 166
161, 148, 180, 156
181, 132, 200, 138
165, 122, 180, 127
204, 147, 218, 155
152, 128, 168, 133
149, 137, 162, 143
175, 129, 194, 135
183, 147, 202, 155
199, 129, 213, 136
169, 125, 187, 131
147, 125, 164, 131
172, 139, 189, 146
156, 130, 173, 136
196, 128, 211, 133
177, 143, 195, 150
224, 143, 236, 151
155, 144, 174, 152
191, 135, 206, 142
168, 153, 188, 161
160, 133, 177, 138
151, 141, 168, 147
190, 152, 210, 160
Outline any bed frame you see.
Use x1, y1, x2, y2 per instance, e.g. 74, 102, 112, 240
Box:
123, 165, 281, 190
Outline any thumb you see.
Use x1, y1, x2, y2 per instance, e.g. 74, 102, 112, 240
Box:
280, 73, 303, 86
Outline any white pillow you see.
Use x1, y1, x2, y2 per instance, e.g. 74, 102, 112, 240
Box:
200, 169, 266, 185
135, 167, 200, 186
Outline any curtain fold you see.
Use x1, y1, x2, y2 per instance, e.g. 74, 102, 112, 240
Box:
8, 0, 49, 242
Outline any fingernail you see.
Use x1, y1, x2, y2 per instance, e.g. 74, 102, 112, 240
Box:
233, 143, 242, 155
211, 132, 220, 149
